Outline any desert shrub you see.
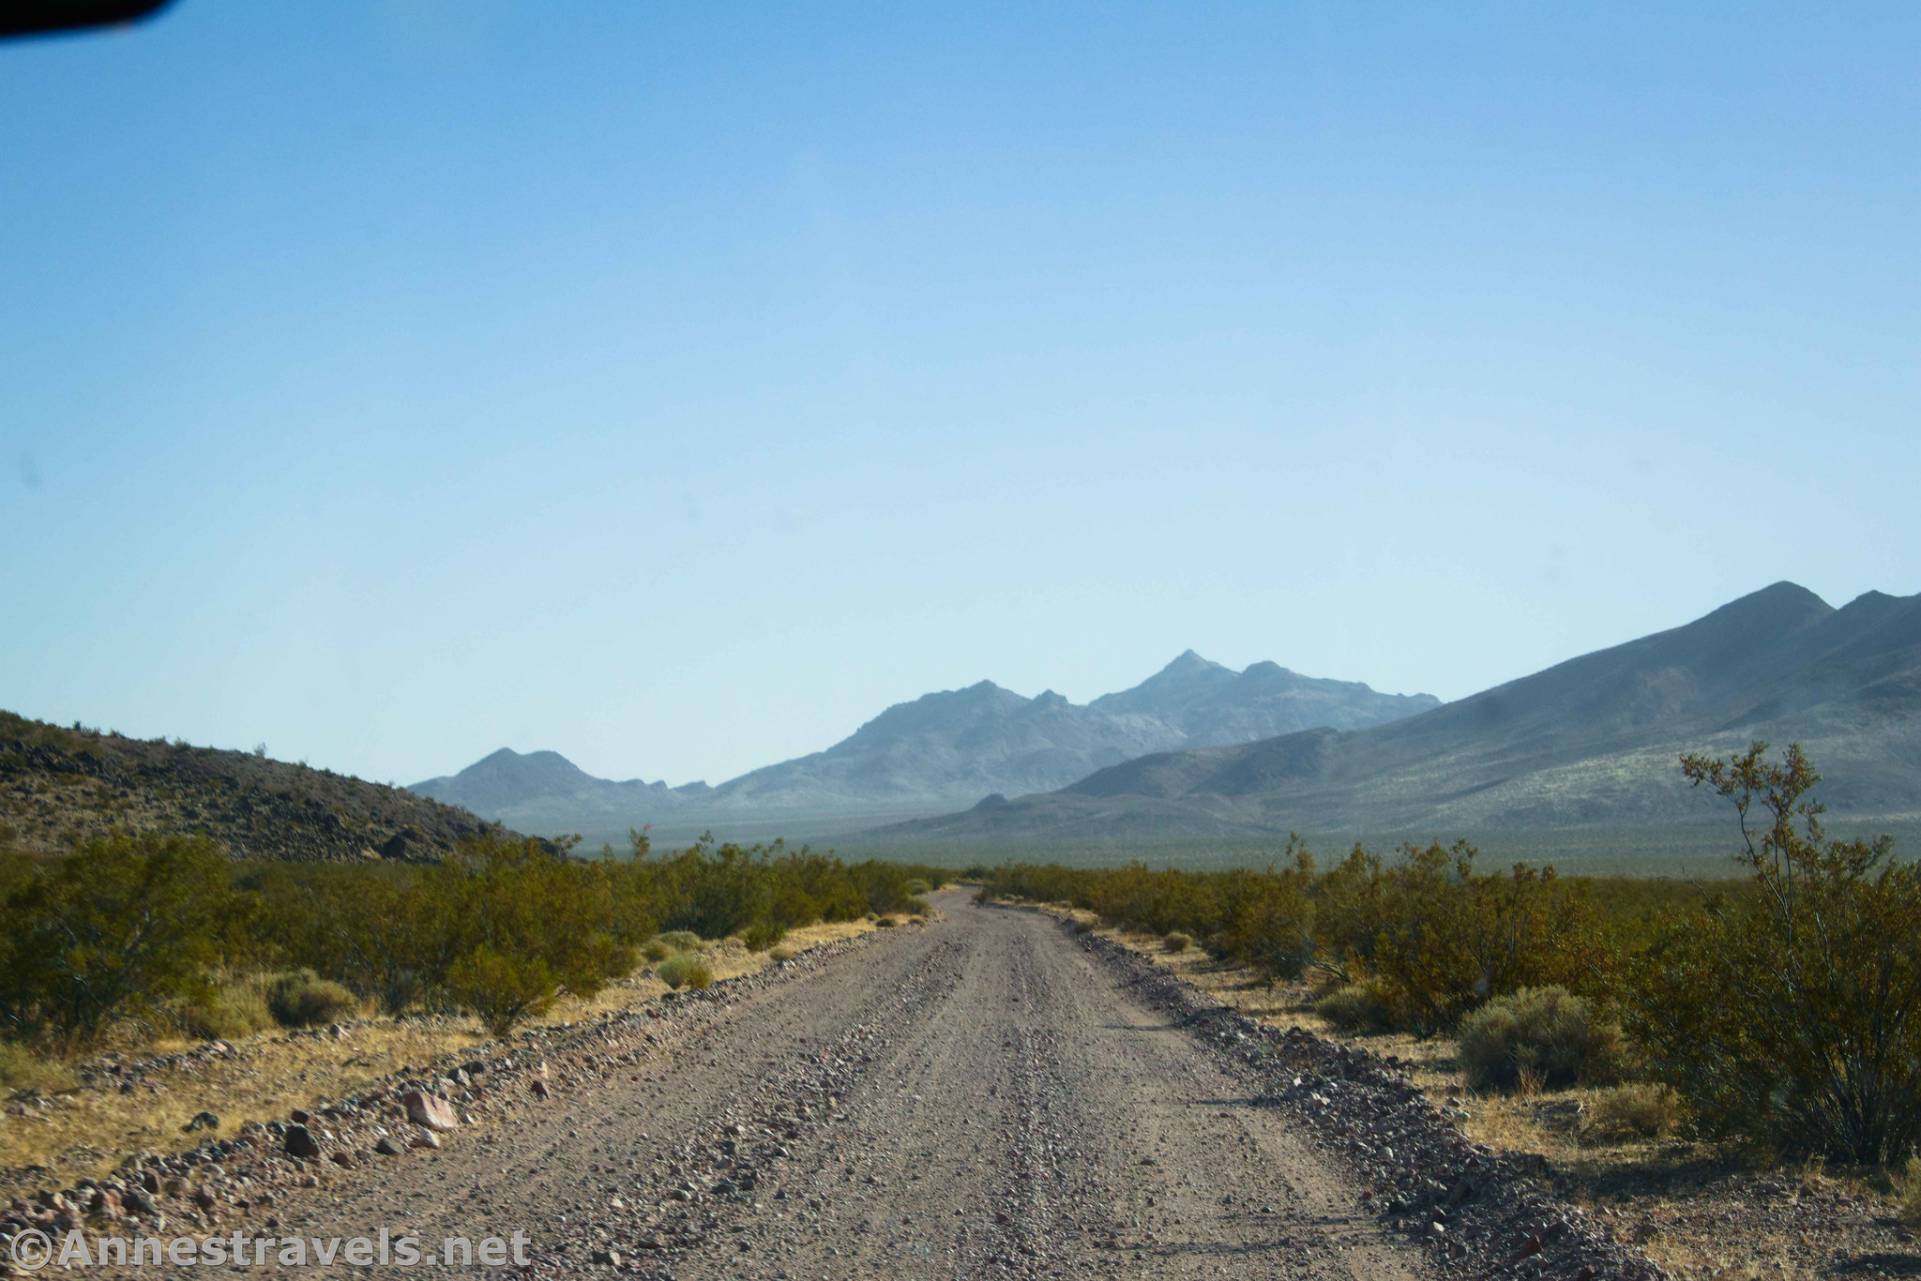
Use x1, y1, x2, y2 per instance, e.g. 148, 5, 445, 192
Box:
769, 946, 797, 963
656, 930, 702, 952
904, 878, 930, 895
1366, 845, 1605, 1035
447, 946, 562, 1037
439, 837, 635, 1032
0, 833, 235, 1048
1315, 982, 1393, 1034
1071, 918, 1095, 934
876, 916, 898, 928
656, 954, 712, 991
1626, 744, 1921, 1163
1212, 851, 1316, 981
640, 939, 673, 963
1581, 1083, 1684, 1142
266, 970, 358, 1028
742, 922, 787, 952
1457, 986, 1621, 1091
0, 1041, 78, 1093
177, 975, 275, 1040
1163, 932, 1192, 953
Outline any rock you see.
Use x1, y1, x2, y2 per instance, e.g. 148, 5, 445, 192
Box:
591, 1248, 621, 1266
401, 1089, 458, 1132
412, 1130, 441, 1151
182, 1111, 220, 1134
375, 1136, 404, 1157
283, 1125, 321, 1158
529, 1079, 550, 1100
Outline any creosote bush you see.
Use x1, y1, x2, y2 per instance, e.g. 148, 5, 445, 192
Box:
0, 833, 233, 1049
1456, 986, 1621, 1092
0, 828, 951, 1052
1625, 743, 1921, 1164
981, 745, 1921, 1168
1314, 982, 1392, 1034
1163, 932, 1192, 953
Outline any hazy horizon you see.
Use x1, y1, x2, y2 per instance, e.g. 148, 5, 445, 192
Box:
5, 4, 1919, 786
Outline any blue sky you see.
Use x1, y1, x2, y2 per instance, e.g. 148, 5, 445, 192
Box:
3, 2, 1917, 787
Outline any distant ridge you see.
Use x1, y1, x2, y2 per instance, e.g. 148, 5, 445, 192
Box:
879, 582, 1921, 843
409, 748, 710, 819
409, 656, 1438, 837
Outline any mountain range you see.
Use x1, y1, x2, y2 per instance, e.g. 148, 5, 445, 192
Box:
408, 656, 1440, 838
883, 582, 1921, 844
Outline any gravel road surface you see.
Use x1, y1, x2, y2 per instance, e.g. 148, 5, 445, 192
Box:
235, 889, 1440, 1280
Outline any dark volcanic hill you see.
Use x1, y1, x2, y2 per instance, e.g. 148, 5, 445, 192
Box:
0, 712, 510, 863
883, 583, 1921, 843
410, 657, 1437, 837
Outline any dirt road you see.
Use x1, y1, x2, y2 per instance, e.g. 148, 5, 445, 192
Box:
232, 888, 1446, 1280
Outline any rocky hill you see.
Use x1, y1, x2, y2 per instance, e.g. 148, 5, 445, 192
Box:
411, 656, 1437, 836
882, 582, 1921, 843
0, 712, 511, 863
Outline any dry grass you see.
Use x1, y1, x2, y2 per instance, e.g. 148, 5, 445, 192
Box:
0, 1021, 488, 1198
1023, 901, 1918, 1281
1897, 1157, 1921, 1227
0, 913, 894, 1200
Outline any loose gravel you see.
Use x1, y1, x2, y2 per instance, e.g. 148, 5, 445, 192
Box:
7, 891, 1669, 1280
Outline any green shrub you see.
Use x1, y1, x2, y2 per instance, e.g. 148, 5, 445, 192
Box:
266, 971, 359, 1028
447, 946, 558, 1036
1163, 932, 1192, 953
1627, 744, 1921, 1163
768, 946, 797, 963
876, 916, 898, 928
0, 833, 234, 1048
1315, 982, 1392, 1034
640, 939, 673, 963
656, 930, 702, 952
1457, 986, 1621, 1092
657, 953, 712, 991
1581, 1083, 1684, 1142
742, 922, 786, 952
